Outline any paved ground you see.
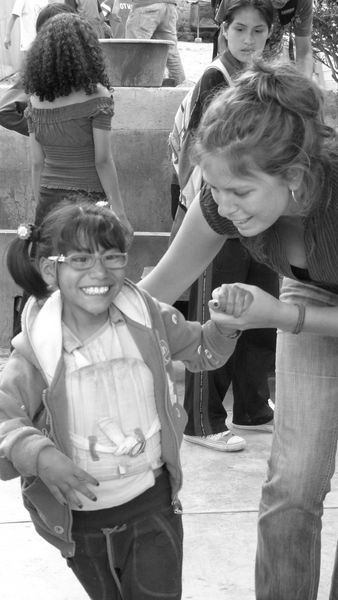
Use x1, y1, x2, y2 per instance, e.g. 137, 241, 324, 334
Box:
0, 354, 337, 599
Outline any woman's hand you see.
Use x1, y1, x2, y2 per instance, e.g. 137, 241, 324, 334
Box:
208, 283, 283, 330
37, 447, 99, 509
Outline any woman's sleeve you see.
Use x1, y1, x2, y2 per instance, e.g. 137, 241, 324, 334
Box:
92, 96, 115, 130
200, 185, 239, 237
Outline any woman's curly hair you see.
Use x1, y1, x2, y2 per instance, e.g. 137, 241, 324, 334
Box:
23, 13, 111, 101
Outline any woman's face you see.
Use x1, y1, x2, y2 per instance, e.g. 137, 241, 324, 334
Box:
224, 7, 271, 64
200, 153, 291, 236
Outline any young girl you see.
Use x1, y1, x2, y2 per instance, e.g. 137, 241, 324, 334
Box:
140, 60, 338, 599
0, 197, 244, 600
170, 0, 278, 452
22, 12, 126, 226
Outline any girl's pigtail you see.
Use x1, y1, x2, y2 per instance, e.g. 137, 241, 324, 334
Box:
6, 224, 49, 299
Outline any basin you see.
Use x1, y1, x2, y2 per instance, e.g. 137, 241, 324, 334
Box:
99, 39, 174, 87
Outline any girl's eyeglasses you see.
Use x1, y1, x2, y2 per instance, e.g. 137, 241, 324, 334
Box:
48, 251, 128, 271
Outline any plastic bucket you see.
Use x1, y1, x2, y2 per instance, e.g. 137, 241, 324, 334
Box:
99, 39, 174, 87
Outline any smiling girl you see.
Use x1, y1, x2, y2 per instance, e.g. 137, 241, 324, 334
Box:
0, 196, 244, 600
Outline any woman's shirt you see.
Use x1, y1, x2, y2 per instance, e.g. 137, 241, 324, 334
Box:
199, 159, 338, 292
25, 95, 114, 192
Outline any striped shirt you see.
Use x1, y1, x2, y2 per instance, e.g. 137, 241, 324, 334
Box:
200, 159, 338, 293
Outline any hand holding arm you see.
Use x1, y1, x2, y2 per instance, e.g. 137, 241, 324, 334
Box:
209, 283, 338, 337
37, 446, 99, 509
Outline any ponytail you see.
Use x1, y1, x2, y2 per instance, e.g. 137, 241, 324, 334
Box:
6, 227, 49, 299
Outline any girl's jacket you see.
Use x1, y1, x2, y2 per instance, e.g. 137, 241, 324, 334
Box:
0, 280, 237, 557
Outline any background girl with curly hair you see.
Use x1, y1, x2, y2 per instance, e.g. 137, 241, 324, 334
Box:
23, 12, 127, 227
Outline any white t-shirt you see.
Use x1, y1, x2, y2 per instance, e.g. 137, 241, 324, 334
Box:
12, 0, 49, 51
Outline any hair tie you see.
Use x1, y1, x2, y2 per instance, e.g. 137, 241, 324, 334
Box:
17, 223, 34, 241
95, 200, 110, 208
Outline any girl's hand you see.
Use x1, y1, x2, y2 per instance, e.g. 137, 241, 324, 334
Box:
209, 284, 254, 318
208, 283, 282, 330
37, 447, 99, 509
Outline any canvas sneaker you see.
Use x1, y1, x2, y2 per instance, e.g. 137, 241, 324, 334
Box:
183, 430, 246, 452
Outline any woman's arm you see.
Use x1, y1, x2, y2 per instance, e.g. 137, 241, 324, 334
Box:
138, 193, 227, 303
28, 133, 45, 203
210, 283, 338, 337
93, 127, 127, 220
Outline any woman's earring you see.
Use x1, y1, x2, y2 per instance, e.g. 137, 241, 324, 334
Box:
290, 189, 298, 204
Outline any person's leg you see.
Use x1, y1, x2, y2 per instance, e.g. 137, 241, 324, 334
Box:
151, 4, 185, 85
183, 241, 245, 451
230, 328, 274, 426
256, 278, 338, 600
231, 255, 278, 429
125, 4, 161, 39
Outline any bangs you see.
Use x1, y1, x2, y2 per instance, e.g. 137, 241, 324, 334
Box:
55, 211, 127, 255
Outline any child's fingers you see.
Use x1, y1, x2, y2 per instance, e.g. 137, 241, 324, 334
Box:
211, 284, 253, 317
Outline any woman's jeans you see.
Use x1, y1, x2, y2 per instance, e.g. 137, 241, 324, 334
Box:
256, 278, 338, 600
67, 471, 183, 600
125, 4, 185, 85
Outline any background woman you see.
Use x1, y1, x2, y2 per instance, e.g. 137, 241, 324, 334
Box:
23, 12, 126, 226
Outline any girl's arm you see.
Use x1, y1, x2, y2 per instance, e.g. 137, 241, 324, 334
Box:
138, 193, 227, 303
28, 133, 45, 203
210, 283, 338, 337
93, 127, 127, 220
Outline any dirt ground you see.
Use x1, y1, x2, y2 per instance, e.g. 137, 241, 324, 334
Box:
178, 40, 213, 84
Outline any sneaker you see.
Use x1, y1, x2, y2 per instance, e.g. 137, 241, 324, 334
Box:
232, 419, 274, 433
183, 431, 246, 452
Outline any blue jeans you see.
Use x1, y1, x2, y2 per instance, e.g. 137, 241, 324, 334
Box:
256, 278, 338, 600
125, 3, 185, 85
67, 471, 183, 600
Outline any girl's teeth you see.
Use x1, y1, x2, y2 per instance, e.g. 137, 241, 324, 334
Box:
82, 286, 109, 295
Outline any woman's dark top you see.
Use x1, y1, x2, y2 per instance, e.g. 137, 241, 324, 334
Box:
200, 159, 338, 293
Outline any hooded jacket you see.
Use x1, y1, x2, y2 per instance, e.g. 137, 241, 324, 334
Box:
0, 279, 237, 556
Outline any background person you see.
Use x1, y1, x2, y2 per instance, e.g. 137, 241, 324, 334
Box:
169, 0, 277, 453
125, 0, 185, 86
139, 59, 338, 599
4, 0, 49, 58
0, 197, 245, 600
214, 0, 313, 77
22, 12, 126, 226
64, 0, 109, 37
0, 4, 81, 137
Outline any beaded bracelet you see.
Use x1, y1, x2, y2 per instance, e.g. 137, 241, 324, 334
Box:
292, 303, 306, 334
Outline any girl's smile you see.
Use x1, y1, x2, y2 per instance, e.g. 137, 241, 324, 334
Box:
45, 247, 127, 338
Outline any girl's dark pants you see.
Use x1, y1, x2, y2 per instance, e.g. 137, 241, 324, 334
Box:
67, 470, 183, 600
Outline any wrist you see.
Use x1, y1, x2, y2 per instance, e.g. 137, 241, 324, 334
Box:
214, 322, 242, 338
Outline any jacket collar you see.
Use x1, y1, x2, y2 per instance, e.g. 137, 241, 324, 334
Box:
19, 281, 151, 384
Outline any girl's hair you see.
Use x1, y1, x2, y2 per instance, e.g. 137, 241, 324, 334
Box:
35, 3, 76, 33
193, 59, 338, 215
223, 0, 274, 30
7, 197, 130, 300
23, 13, 110, 101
